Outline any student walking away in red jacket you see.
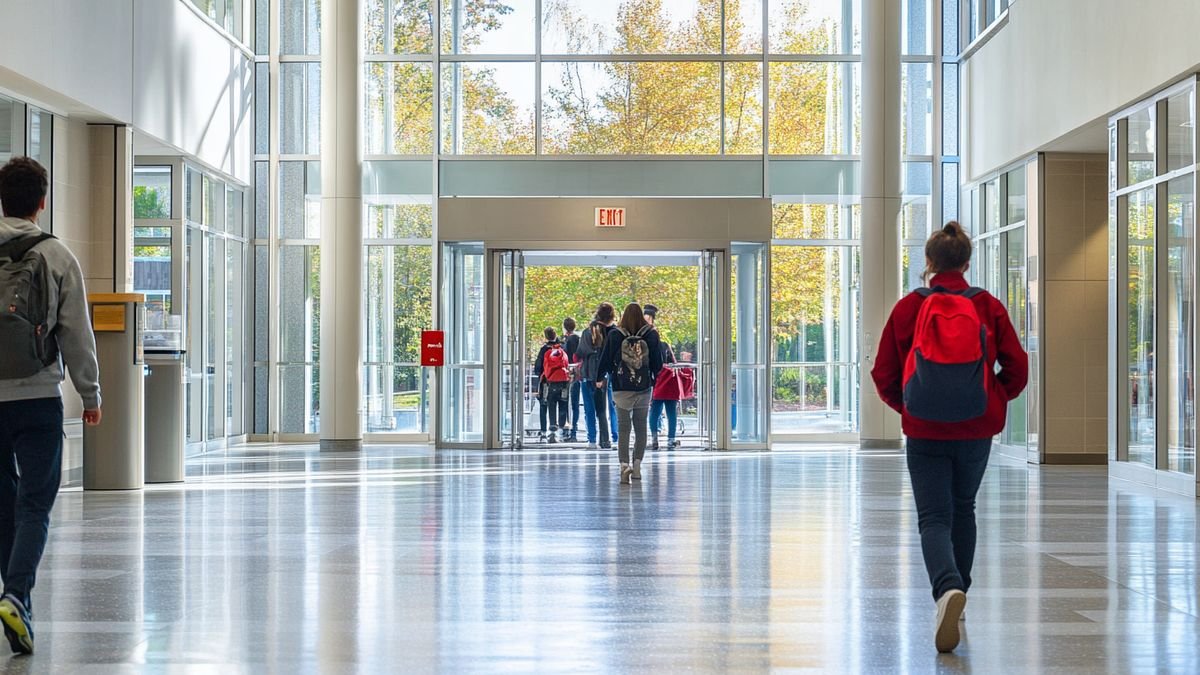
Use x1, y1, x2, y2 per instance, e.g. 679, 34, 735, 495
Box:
534, 327, 571, 443
870, 221, 1028, 654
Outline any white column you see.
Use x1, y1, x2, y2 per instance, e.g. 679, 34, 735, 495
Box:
319, 0, 363, 451
859, 0, 903, 447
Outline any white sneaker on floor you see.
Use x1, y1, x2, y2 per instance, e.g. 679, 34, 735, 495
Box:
631, 459, 642, 480
934, 589, 966, 653
587, 443, 599, 450
620, 463, 632, 484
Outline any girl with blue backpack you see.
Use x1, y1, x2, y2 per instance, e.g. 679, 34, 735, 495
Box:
871, 221, 1028, 653
597, 303, 663, 484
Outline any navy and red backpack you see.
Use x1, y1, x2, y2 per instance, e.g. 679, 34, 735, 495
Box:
902, 286, 989, 423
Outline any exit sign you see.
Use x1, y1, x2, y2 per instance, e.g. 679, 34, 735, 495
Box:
595, 207, 626, 228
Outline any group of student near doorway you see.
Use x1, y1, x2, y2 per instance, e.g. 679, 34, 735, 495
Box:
534, 303, 692, 483
0, 151, 1024, 657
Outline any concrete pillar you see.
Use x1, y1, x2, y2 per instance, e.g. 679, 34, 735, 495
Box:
319, 0, 363, 451
859, 0, 903, 447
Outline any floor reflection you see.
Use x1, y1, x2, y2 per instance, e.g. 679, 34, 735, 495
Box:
21, 445, 1199, 672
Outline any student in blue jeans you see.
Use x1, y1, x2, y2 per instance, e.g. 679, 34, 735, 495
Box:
0, 158, 105, 655
871, 222, 1028, 654
576, 303, 620, 448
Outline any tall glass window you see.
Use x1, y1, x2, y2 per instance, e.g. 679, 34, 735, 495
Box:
361, 0, 862, 158
352, 0, 866, 442
181, 165, 249, 446
189, 0, 248, 41
771, 203, 860, 435
363, 200, 434, 434
1126, 106, 1155, 186
964, 0, 1009, 47
1111, 79, 1198, 482
256, 0, 324, 437
1166, 177, 1195, 475
967, 159, 1034, 452
1127, 188, 1156, 466
133, 166, 175, 313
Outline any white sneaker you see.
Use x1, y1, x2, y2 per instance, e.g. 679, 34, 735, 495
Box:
934, 589, 966, 653
587, 443, 599, 450
631, 459, 642, 480
620, 463, 632, 484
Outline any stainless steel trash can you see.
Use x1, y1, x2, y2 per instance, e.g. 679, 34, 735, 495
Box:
144, 350, 185, 483
83, 293, 145, 491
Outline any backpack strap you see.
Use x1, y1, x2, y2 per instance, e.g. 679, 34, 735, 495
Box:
0, 232, 55, 262
915, 285, 986, 298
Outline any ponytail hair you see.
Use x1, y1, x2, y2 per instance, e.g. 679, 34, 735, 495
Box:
923, 221, 972, 282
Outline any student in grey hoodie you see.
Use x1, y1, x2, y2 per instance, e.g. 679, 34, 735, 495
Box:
0, 157, 102, 656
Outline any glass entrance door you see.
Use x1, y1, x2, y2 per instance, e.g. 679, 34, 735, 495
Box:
731, 242, 770, 448
491, 250, 526, 449
439, 242, 485, 447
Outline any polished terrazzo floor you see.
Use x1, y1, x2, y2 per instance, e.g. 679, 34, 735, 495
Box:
8, 445, 1200, 673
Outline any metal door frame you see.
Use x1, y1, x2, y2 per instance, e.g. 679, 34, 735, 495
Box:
438, 240, 774, 452
486, 249, 526, 450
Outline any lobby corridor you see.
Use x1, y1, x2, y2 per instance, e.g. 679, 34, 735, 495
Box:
19, 446, 1200, 673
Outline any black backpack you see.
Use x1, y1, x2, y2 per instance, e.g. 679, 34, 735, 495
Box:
0, 233, 59, 379
614, 326, 652, 390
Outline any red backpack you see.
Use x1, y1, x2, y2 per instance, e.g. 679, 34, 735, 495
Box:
902, 287, 989, 422
543, 344, 571, 383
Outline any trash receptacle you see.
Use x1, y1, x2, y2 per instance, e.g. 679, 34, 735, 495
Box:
143, 312, 185, 483
83, 293, 145, 491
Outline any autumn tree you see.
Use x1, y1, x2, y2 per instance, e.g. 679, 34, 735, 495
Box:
525, 265, 699, 362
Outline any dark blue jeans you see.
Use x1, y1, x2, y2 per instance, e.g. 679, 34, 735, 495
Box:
905, 437, 991, 600
0, 397, 64, 610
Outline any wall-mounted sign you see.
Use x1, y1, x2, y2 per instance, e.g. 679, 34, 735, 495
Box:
595, 207, 626, 228
421, 330, 445, 367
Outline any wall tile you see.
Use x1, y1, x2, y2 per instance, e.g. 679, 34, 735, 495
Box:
1085, 386, 1107, 419
1046, 416, 1085, 450
1046, 376, 1086, 418
1084, 338, 1108, 368
1083, 220, 1109, 281
1045, 159, 1085, 176
1083, 282, 1108, 334
1085, 365, 1109, 393
1085, 158, 1108, 176
1084, 418, 1108, 451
